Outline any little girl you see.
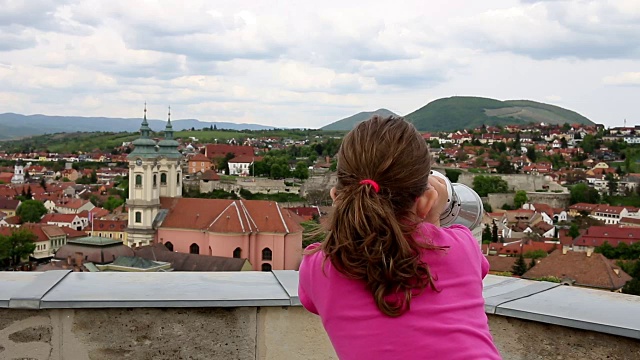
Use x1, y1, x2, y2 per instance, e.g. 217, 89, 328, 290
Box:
298, 116, 501, 359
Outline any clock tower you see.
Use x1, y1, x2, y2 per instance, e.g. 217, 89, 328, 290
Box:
126, 105, 182, 247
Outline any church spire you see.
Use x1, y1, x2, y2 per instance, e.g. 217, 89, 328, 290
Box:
139, 102, 152, 138
164, 105, 174, 140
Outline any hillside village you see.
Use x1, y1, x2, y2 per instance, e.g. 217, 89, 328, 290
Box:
0, 120, 639, 294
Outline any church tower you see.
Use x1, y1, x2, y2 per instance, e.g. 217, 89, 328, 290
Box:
126, 105, 161, 247
157, 106, 183, 198
11, 160, 25, 184
126, 105, 183, 247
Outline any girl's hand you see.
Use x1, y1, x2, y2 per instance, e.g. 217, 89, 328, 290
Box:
423, 175, 448, 227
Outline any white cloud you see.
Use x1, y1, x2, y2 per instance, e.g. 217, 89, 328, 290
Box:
0, 0, 637, 128
603, 72, 640, 86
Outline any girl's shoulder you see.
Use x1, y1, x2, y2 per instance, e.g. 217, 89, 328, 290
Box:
415, 222, 477, 247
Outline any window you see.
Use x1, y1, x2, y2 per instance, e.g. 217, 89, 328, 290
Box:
177, 173, 181, 184
261, 263, 272, 272
161, 173, 167, 185
153, 174, 157, 187
262, 247, 272, 261
135, 211, 142, 223
190, 243, 199, 254
165, 242, 174, 251
233, 247, 242, 258
135, 174, 142, 187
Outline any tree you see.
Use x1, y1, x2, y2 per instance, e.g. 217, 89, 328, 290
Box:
569, 183, 600, 204
529, 258, 536, 270
526, 147, 537, 163
492, 221, 499, 242
524, 250, 548, 259
15, 200, 47, 223
90, 170, 98, 184
293, 161, 309, 181
0, 228, 37, 266
40, 177, 47, 191
606, 173, 618, 196
444, 169, 462, 183
482, 225, 492, 244
217, 152, 235, 175
568, 223, 580, 239
580, 134, 597, 154
512, 254, 528, 276
514, 190, 528, 209
496, 155, 515, 174
472, 175, 509, 197
560, 137, 568, 149
103, 196, 125, 212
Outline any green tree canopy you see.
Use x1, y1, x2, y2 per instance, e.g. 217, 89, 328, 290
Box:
0, 228, 37, 266
16, 200, 47, 223
512, 254, 529, 276
569, 183, 600, 204
472, 175, 509, 197
514, 190, 528, 209
568, 223, 580, 239
293, 161, 310, 181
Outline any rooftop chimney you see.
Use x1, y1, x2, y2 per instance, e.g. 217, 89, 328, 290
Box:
614, 269, 620, 276
562, 247, 568, 255
74, 252, 84, 267
586, 248, 593, 257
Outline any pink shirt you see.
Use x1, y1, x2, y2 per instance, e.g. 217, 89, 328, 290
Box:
298, 223, 501, 360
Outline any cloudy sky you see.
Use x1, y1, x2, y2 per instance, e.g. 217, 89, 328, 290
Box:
0, 0, 639, 128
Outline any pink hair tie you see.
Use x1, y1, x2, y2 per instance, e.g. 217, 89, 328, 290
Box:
359, 179, 380, 193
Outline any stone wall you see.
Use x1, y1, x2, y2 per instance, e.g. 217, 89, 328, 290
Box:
457, 172, 567, 192
200, 178, 303, 196
1, 307, 639, 360
486, 193, 515, 210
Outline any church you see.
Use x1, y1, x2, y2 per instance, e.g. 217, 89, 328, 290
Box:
126, 107, 303, 271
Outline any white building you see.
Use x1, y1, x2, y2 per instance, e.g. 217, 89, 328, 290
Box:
11, 161, 25, 184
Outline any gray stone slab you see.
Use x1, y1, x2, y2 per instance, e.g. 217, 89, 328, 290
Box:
0, 272, 40, 308
495, 285, 640, 340
40, 271, 291, 308
273, 270, 301, 306
483, 276, 560, 313
8, 270, 70, 309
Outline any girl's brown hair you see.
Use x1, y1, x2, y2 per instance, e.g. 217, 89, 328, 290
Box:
318, 115, 442, 317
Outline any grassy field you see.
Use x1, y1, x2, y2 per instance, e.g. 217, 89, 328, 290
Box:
607, 196, 640, 207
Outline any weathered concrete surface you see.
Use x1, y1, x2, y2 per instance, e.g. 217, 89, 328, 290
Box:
257, 306, 337, 360
489, 315, 640, 360
2, 308, 640, 360
72, 308, 258, 360
0, 308, 258, 360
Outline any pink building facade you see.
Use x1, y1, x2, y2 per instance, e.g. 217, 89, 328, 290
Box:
155, 198, 304, 271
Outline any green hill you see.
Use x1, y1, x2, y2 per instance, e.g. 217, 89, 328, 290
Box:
405, 96, 594, 132
321, 109, 398, 130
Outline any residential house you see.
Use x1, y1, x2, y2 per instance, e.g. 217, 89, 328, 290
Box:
88, 219, 129, 246
228, 155, 260, 176
188, 153, 213, 175
41, 213, 87, 231
55, 198, 95, 214
572, 226, 640, 252
0, 198, 21, 217
522, 250, 631, 291
0, 223, 68, 260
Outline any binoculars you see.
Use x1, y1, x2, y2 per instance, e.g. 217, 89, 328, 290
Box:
430, 170, 484, 230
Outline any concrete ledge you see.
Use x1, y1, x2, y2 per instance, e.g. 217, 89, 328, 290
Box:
8, 270, 70, 309
1, 271, 640, 341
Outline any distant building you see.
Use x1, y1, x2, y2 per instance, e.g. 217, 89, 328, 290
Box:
11, 161, 25, 184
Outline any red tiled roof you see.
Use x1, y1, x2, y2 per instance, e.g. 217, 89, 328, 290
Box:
57, 198, 91, 209
522, 251, 631, 290
159, 197, 303, 234
205, 144, 254, 159
60, 226, 88, 239
229, 155, 261, 163
202, 170, 220, 181
485, 256, 517, 273
189, 153, 211, 163
573, 226, 640, 247
621, 217, 640, 225
92, 219, 127, 231
41, 213, 79, 223
0, 198, 20, 210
